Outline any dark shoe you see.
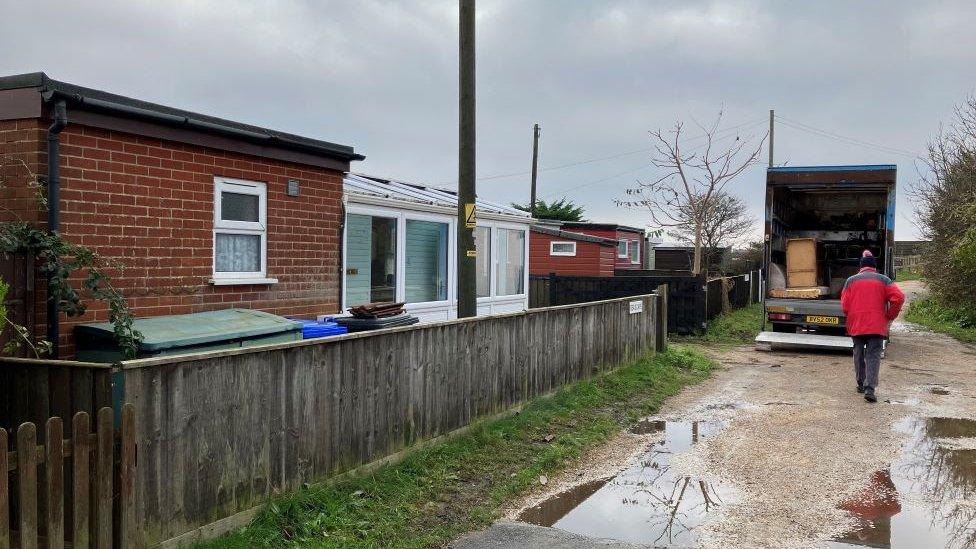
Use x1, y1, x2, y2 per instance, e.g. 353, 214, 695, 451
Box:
857, 385, 865, 394
865, 389, 877, 403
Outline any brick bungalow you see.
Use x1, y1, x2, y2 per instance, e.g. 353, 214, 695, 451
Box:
557, 222, 646, 271
0, 72, 363, 357
529, 225, 617, 277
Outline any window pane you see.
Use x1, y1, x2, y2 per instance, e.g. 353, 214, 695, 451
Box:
405, 220, 448, 303
496, 228, 525, 296
551, 242, 575, 255
618, 240, 627, 258
475, 227, 490, 297
221, 192, 260, 222
629, 240, 640, 263
215, 233, 261, 272
345, 214, 397, 306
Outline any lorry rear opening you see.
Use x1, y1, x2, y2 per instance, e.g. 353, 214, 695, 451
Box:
761, 165, 896, 342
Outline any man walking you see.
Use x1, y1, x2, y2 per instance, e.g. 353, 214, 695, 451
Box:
841, 251, 905, 403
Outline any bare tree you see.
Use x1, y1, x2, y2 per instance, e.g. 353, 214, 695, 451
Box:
665, 191, 755, 274
620, 111, 765, 275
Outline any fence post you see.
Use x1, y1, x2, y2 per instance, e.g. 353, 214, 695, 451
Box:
17, 423, 38, 549
95, 408, 112, 549
656, 285, 668, 352
119, 403, 140, 548
72, 412, 90, 549
46, 417, 65, 549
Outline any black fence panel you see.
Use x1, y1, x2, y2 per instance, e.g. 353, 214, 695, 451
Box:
529, 273, 707, 334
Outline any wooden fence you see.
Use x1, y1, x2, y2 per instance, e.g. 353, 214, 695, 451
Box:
529, 271, 760, 334
529, 273, 706, 334
0, 359, 114, 438
1, 405, 138, 549
113, 293, 663, 546
704, 272, 758, 320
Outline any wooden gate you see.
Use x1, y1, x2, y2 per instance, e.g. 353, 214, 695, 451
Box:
1, 405, 138, 549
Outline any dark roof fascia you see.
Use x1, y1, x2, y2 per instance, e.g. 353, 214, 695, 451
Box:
531, 224, 616, 246
559, 221, 646, 235
0, 72, 364, 164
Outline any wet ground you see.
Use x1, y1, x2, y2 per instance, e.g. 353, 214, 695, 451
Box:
517, 421, 734, 546
453, 281, 976, 548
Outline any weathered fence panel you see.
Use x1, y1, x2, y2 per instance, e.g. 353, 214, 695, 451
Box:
0, 405, 137, 549
118, 293, 661, 546
0, 359, 113, 439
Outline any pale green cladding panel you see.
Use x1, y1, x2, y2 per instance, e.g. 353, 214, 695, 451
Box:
405, 219, 448, 303
345, 213, 372, 306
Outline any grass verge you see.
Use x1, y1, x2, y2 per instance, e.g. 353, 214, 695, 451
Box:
200, 347, 713, 549
895, 266, 924, 282
679, 302, 764, 345
906, 296, 976, 344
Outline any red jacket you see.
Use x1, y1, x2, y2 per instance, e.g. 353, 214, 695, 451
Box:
841, 267, 905, 336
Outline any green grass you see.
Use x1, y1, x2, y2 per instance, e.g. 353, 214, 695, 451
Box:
200, 347, 713, 549
895, 266, 925, 281
906, 296, 976, 344
679, 302, 764, 345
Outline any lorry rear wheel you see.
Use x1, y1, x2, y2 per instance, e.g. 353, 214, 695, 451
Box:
772, 323, 794, 333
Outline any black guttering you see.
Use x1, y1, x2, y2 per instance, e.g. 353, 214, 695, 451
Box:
1, 72, 364, 163
46, 99, 67, 358
530, 224, 616, 246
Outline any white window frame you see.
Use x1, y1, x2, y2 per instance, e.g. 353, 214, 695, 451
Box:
493, 224, 529, 298
212, 177, 275, 284
629, 239, 641, 264
617, 240, 628, 258
550, 241, 577, 257
343, 204, 456, 311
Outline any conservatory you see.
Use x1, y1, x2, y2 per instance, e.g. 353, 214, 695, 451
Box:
342, 173, 532, 323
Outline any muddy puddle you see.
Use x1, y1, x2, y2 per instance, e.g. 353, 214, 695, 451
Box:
829, 416, 976, 549
517, 420, 734, 545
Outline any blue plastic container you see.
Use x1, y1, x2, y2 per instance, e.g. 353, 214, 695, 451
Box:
294, 319, 348, 339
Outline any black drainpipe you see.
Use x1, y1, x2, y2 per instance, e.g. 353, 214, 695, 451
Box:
46, 100, 67, 358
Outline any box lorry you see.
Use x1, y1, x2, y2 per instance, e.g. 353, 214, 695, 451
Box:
756, 165, 897, 350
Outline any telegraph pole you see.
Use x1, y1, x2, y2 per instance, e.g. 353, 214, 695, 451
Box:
457, 0, 477, 318
768, 109, 774, 168
529, 123, 540, 217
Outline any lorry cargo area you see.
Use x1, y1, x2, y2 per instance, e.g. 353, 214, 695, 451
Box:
761, 165, 896, 339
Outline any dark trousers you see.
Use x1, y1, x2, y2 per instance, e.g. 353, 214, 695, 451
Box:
853, 335, 884, 390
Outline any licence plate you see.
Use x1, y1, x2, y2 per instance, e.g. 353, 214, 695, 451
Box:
806, 315, 839, 325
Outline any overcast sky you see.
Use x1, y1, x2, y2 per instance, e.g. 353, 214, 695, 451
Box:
4, 0, 974, 241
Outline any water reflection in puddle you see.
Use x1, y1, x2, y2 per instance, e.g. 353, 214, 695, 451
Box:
829, 417, 976, 549
518, 420, 733, 546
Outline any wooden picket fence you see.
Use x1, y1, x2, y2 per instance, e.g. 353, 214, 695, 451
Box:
0, 405, 137, 549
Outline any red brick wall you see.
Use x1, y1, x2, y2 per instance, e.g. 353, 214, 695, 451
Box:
529, 230, 615, 276
3, 121, 346, 357
0, 119, 45, 224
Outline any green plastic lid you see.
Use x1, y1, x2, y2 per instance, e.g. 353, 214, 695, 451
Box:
74, 308, 301, 352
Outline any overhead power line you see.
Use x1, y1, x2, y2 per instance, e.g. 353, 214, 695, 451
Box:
541, 118, 769, 199
440, 116, 769, 186
774, 115, 924, 159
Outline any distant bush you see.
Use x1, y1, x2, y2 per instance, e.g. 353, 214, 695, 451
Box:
916, 96, 976, 316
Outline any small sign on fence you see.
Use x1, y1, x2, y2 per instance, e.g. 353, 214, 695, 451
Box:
629, 300, 643, 314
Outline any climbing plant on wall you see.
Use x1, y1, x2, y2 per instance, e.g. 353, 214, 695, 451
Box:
0, 154, 141, 358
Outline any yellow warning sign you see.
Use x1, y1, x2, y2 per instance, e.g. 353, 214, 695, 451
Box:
464, 203, 477, 228
466, 249, 477, 258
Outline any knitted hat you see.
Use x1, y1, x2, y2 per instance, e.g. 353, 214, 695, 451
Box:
860, 250, 877, 268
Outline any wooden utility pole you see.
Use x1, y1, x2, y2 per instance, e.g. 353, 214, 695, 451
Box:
529, 123, 540, 217
457, 0, 477, 318
768, 109, 774, 168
